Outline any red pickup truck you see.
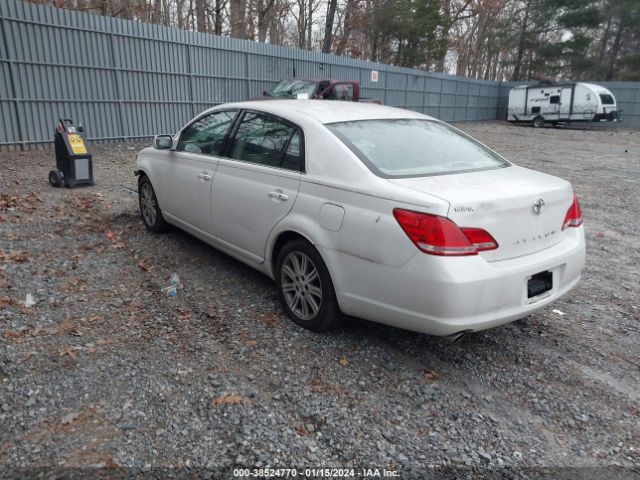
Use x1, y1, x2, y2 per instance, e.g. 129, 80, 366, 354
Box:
261, 79, 379, 103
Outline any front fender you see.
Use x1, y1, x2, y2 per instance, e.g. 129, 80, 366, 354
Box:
134, 148, 166, 210
135, 148, 156, 180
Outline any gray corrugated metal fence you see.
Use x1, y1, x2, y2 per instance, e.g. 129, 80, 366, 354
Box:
1, 0, 639, 150
598, 81, 640, 127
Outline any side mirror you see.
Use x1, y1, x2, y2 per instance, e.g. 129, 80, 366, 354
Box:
154, 134, 173, 150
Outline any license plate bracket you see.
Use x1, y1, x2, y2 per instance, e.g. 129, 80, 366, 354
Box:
528, 271, 553, 298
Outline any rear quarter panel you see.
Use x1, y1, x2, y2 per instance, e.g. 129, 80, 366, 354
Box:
266, 116, 450, 275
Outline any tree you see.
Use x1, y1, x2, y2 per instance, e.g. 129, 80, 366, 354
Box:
373, 0, 444, 67
231, 0, 248, 39
195, 0, 206, 32
321, 0, 338, 53
23, 0, 640, 81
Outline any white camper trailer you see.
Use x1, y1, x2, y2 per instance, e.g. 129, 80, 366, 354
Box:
507, 82, 619, 127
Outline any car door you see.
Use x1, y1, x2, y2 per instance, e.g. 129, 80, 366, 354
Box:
159, 110, 238, 235
211, 110, 303, 263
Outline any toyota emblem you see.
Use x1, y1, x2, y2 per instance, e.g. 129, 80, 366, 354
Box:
532, 198, 545, 215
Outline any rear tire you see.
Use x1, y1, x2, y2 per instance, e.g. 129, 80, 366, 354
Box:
275, 239, 342, 332
532, 116, 545, 128
138, 176, 169, 233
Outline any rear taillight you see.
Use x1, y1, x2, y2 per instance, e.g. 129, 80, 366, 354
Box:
459, 227, 500, 252
562, 194, 583, 230
393, 208, 498, 256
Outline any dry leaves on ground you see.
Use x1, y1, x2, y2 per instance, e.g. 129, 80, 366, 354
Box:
104, 230, 125, 248
58, 320, 83, 337
258, 313, 280, 325
71, 196, 94, 214
424, 370, 440, 381
0, 192, 42, 213
0, 250, 30, 263
137, 261, 154, 272
211, 394, 248, 406
3, 331, 24, 340
64, 278, 87, 292
59, 347, 78, 359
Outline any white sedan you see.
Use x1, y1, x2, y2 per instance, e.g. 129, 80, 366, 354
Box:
135, 100, 585, 339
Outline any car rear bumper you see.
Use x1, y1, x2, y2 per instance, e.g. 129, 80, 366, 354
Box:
322, 227, 585, 336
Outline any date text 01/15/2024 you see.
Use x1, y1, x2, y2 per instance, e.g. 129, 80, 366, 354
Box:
232, 468, 400, 478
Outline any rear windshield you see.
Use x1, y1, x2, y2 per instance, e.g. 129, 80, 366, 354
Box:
599, 93, 615, 105
327, 119, 510, 177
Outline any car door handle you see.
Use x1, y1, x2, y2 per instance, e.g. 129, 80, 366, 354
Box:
268, 191, 289, 201
198, 172, 212, 181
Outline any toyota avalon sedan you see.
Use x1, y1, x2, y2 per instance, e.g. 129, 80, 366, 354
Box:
135, 100, 585, 338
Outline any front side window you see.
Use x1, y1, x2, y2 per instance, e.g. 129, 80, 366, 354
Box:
228, 112, 303, 171
599, 93, 614, 105
327, 119, 510, 178
177, 110, 237, 155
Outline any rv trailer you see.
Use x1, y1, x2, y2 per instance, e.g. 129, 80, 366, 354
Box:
507, 82, 619, 127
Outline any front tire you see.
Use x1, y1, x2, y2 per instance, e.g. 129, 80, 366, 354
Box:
276, 239, 342, 332
532, 116, 545, 128
138, 176, 169, 233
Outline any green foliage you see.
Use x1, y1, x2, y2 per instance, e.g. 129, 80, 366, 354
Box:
622, 54, 640, 81
505, 0, 640, 80
557, 6, 603, 29
374, 0, 444, 67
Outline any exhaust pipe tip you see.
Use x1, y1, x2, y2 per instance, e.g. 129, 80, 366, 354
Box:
442, 331, 468, 343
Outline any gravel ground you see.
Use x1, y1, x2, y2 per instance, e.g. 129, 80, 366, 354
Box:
0, 122, 638, 479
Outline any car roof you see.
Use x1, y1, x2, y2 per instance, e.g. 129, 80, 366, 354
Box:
215, 100, 433, 125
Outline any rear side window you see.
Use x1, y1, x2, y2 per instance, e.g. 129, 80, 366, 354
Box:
282, 131, 302, 170
599, 94, 614, 105
177, 110, 236, 155
327, 119, 510, 178
549, 95, 560, 104
228, 111, 303, 171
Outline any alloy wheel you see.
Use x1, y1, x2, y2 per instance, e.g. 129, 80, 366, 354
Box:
281, 251, 323, 320
140, 182, 157, 226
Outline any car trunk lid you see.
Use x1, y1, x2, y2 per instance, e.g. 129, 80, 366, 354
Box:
389, 166, 574, 262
